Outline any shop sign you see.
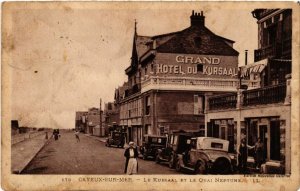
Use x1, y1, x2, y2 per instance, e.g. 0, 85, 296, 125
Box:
155, 54, 238, 77
175, 55, 221, 65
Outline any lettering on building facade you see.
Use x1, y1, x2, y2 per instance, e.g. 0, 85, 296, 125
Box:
155, 54, 238, 77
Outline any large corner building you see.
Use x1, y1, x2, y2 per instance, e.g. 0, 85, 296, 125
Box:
115, 11, 241, 146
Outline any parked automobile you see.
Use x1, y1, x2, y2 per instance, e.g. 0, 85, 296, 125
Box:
175, 137, 232, 174
139, 135, 167, 160
155, 131, 195, 168
105, 131, 126, 148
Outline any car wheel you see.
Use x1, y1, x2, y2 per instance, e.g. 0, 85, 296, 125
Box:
155, 155, 161, 164
143, 154, 148, 160
213, 158, 231, 174
175, 160, 181, 172
169, 155, 174, 168
196, 160, 206, 174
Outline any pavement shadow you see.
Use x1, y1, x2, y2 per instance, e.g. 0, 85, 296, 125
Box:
21, 166, 48, 174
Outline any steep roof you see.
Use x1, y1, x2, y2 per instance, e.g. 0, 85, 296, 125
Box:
155, 26, 239, 56
136, 35, 152, 59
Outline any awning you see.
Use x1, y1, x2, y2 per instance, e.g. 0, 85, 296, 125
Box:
240, 58, 268, 78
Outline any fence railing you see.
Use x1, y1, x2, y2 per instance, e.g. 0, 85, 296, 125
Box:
208, 93, 237, 110
242, 83, 286, 106
208, 83, 287, 110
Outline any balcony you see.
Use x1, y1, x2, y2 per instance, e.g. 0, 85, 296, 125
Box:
124, 83, 141, 98
208, 93, 237, 110
208, 83, 287, 111
243, 83, 286, 106
254, 39, 292, 62
141, 76, 240, 93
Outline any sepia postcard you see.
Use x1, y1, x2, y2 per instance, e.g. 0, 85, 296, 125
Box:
1, 1, 300, 191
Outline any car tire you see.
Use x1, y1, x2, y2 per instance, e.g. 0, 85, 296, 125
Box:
155, 155, 161, 164
169, 155, 175, 168
175, 160, 181, 172
196, 160, 206, 174
213, 158, 231, 174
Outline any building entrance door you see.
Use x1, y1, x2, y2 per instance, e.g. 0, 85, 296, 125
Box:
258, 125, 268, 160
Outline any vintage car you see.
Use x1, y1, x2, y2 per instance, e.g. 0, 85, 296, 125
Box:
139, 135, 167, 160
155, 131, 195, 168
176, 137, 232, 174
105, 131, 126, 148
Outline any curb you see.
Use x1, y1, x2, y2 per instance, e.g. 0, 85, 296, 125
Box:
17, 138, 52, 174
84, 134, 107, 143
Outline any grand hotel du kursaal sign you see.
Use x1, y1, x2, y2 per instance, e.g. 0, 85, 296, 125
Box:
155, 54, 238, 77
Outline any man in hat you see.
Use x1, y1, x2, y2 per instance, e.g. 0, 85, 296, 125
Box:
124, 142, 138, 175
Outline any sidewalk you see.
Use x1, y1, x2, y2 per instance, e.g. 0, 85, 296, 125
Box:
11, 132, 51, 174
84, 134, 107, 143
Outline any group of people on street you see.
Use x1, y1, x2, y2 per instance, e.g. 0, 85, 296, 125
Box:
237, 137, 264, 173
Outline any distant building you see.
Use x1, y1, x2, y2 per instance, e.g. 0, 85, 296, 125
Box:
205, 9, 292, 174
104, 101, 120, 135
75, 111, 88, 132
117, 11, 241, 146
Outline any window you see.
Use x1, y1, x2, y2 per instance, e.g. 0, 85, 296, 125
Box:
145, 96, 151, 115
191, 139, 197, 149
108, 103, 112, 110
211, 142, 223, 149
194, 95, 203, 115
159, 126, 165, 135
199, 125, 205, 137
197, 64, 203, 72
144, 125, 148, 135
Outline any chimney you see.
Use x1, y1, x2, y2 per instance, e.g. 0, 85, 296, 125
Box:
190, 10, 205, 27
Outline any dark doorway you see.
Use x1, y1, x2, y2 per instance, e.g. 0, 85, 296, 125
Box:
270, 120, 281, 160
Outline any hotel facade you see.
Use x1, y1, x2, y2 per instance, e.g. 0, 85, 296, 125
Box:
115, 11, 244, 146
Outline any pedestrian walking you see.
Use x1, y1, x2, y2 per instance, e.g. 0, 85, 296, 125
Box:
237, 138, 252, 173
254, 138, 264, 170
53, 129, 59, 141
75, 131, 80, 142
124, 142, 138, 175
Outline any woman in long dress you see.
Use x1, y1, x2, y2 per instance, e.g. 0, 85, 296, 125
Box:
124, 142, 138, 175
254, 138, 264, 170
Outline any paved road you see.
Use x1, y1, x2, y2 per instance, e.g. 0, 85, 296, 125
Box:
22, 130, 179, 174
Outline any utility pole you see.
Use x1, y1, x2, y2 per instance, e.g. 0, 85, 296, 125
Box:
100, 98, 102, 136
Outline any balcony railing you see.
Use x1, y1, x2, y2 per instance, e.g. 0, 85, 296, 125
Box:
243, 83, 286, 106
124, 83, 141, 98
254, 44, 276, 62
141, 76, 240, 93
208, 93, 237, 110
207, 83, 287, 111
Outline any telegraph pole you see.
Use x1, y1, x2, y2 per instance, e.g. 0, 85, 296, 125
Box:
100, 98, 102, 136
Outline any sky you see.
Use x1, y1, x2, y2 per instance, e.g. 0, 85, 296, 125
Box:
7, 3, 257, 128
